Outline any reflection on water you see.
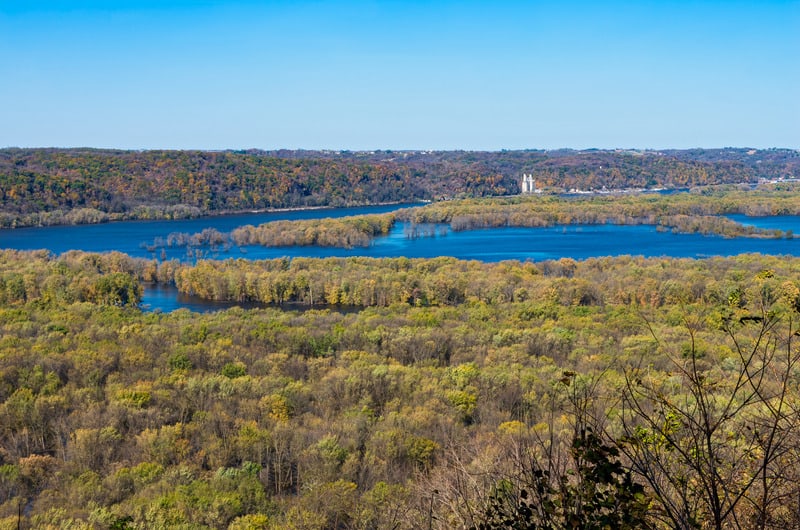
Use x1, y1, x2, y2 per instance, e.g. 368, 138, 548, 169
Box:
140, 283, 267, 313
2, 205, 799, 313
0, 203, 420, 257
140, 283, 364, 314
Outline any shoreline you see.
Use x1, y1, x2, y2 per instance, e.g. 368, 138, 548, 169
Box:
0, 200, 427, 230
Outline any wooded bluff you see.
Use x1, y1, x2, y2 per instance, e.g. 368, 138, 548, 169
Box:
1, 148, 798, 227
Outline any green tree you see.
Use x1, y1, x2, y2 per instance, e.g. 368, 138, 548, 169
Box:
473, 429, 651, 530
620, 297, 800, 529
91, 272, 141, 306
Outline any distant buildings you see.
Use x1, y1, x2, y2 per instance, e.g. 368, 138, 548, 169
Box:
521, 173, 539, 194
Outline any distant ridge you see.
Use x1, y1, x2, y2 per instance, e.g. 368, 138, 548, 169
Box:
1, 148, 798, 227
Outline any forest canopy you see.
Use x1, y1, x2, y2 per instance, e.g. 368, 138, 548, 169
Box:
2, 249, 800, 528
4, 163, 800, 527
1, 147, 798, 227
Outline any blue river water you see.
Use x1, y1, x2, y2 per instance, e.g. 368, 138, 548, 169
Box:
0, 203, 413, 257
1, 206, 799, 312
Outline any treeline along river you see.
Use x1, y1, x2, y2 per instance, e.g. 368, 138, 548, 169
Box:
0, 205, 799, 312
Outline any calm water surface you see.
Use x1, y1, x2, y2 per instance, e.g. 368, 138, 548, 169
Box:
2, 207, 799, 312
0, 203, 414, 257
726, 214, 800, 232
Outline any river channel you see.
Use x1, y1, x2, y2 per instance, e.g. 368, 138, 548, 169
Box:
1, 206, 799, 312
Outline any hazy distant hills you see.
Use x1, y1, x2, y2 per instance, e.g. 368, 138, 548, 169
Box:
1, 148, 798, 224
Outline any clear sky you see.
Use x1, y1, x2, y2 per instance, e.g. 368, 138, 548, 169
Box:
1, 1, 798, 150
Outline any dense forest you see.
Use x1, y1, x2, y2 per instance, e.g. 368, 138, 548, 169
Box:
1, 148, 798, 227
4, 171, 800, 528
2, 248, 800, 528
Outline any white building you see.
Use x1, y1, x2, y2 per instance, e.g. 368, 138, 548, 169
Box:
521, 173, 537, 194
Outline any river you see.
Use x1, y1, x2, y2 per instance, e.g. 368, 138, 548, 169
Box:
1, 206, 799, 312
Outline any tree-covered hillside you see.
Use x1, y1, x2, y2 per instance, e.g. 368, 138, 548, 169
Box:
1, 148, 798, 227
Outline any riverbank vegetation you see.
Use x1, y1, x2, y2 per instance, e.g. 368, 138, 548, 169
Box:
143, 189, 800, 255
230, 215, 395, 249
2, 249, 800, 528
2, 148, 798, 227
396, 188, 800, 237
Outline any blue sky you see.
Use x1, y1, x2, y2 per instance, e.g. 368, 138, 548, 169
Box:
1, 1, 798, 150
